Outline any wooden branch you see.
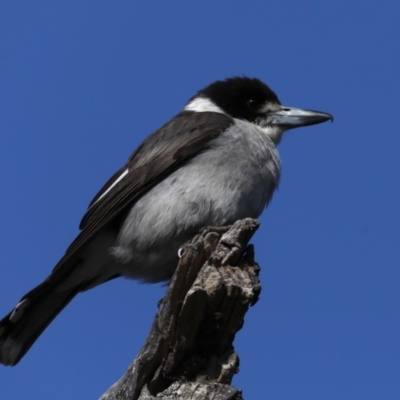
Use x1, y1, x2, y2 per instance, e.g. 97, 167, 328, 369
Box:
100, 218, 261, 400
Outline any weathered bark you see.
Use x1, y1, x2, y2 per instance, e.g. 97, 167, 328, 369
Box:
100, 218, 261, 400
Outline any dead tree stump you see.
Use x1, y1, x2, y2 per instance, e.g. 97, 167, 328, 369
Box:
100, 218, 262, 400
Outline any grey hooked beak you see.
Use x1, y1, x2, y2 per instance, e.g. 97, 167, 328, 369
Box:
270, 106, 333, 129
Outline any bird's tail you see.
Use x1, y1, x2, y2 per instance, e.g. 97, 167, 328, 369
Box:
0, 279, 79, 366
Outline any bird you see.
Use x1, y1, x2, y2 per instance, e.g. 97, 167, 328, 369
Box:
0, 76, 332, 366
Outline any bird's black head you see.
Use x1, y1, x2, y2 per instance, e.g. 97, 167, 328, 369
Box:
191, 76, 281, 122
185, 76, 333, 144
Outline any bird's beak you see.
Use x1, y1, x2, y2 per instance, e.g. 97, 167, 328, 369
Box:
270, 106, 333, 129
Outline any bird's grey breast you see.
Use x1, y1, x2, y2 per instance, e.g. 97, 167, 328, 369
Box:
112, 118, 280, 281
183, 118, 281, 221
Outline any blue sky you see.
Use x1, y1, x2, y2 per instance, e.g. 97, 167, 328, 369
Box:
0, 1, 399, 399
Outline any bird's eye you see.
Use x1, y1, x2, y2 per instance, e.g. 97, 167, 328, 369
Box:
247, 99, 258, 111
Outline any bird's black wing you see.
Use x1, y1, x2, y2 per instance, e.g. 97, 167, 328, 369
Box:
0, 111, 234, 366
53, 111, 233, 271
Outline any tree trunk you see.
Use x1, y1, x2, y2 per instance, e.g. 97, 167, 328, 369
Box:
100, 218, 261, 400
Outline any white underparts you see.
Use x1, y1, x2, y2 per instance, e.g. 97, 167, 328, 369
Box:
258, 125, 284, 144
184, 97, 226, 114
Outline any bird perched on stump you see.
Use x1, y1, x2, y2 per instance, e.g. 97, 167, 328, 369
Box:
0, 76, 332, 366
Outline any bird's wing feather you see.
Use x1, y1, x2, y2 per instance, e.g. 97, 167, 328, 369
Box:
53, 112, 233, 271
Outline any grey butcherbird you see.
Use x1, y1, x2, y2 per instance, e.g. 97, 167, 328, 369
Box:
0, 76, 332, 366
